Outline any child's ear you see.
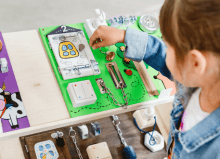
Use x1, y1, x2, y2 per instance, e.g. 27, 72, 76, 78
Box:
189, 50, 206, 75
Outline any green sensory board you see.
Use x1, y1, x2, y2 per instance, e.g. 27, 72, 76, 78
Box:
39, 17, 165, 118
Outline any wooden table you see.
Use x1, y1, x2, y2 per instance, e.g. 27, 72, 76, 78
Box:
0, 30, 173, 159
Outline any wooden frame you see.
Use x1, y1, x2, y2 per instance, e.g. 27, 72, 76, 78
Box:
0, 96, 173, 142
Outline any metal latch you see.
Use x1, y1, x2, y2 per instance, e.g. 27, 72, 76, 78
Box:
90, 59, 99, 72
105, 61, 126, 89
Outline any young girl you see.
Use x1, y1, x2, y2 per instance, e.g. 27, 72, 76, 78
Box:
89, 0, 220, 158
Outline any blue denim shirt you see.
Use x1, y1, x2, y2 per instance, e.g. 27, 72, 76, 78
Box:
124, 27, 220, 159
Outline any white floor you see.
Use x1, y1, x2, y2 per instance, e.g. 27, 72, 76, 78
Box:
0, 0, 164, 33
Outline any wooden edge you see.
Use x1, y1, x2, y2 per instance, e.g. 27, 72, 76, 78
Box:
0, 96, 174, 141
155, 104, 171, 144
19, 137, 30, 159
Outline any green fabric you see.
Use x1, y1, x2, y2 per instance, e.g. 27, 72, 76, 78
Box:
39, 17, 164, 118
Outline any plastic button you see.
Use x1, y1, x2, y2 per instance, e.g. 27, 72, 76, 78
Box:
63, 52, 69, 56
62, 45, 67, 51
68, 44, 73, 50
70, 51, 76, 55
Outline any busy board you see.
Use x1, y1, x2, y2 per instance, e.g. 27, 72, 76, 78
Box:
20, 111, 167, 159
39, 17, 166, 118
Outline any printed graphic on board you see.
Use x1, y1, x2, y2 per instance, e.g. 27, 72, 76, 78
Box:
0, 32, 30, 133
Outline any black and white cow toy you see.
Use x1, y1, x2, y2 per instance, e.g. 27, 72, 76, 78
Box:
0, 83, 27, 132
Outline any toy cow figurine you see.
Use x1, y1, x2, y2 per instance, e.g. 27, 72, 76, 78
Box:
0, 83, 27, 130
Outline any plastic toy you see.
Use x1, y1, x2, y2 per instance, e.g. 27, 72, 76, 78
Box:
51, 131, 65, 147
84, 9, 108, 38
144, 131, 165, 152
115, 43, 136, 70
91, 122, 101, 136
67, 80, 97, 107
47, 25, 100, 80
133, 110, 164, 152
87, 142, 112, 159
78, 124, 89, 139
0, 58, 8, 73
124, 69, 133, 76
34, 140, 59, 159
133, 107, 156, 129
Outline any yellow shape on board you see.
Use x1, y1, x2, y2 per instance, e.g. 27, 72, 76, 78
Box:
59, 41, 79, 59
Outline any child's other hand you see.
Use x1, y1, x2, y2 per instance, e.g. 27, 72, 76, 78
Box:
89, 25, 126, 50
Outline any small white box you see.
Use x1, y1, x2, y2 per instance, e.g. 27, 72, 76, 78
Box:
133, 108, 156, 129
86, 142, 112, 159
67, 80, 97, 107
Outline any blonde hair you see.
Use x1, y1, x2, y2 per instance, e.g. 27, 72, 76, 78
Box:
159, 0, 220, 63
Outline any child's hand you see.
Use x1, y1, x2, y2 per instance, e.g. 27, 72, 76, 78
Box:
89, 25, 126, 50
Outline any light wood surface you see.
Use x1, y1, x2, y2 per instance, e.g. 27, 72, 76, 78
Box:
2, 30, 70, 126
0, 30, 173, 159
155, 102, 173, 143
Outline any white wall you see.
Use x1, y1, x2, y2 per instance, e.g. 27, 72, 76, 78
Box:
0, 0, 165, 33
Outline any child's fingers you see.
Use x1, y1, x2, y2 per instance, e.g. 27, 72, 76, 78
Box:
90, 38, 101, 49
92, 40, 108, 50
89, 30, 101, 47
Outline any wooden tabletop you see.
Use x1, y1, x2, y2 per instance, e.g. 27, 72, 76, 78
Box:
0, 30, 173, 159
2, 30, 70, 126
